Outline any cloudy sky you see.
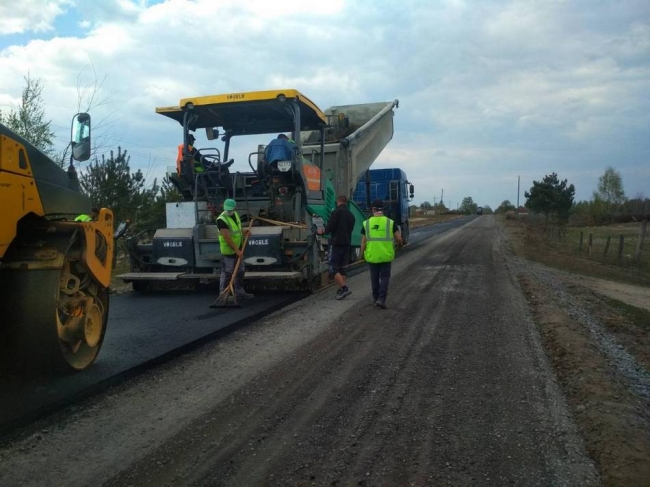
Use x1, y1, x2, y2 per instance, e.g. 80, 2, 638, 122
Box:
1, 0, 648, 209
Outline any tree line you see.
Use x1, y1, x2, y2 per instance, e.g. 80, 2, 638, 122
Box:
1, 75, 179, 232
417, 198, 493, 215
415, 165, 646, 225
493, 167, 647, 225
4, 75, 645, 230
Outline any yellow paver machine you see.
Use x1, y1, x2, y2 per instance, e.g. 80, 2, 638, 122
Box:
119, 89, 398, 292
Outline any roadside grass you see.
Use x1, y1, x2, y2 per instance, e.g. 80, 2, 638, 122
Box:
500, 216, 650, 287
561, 223, 648, 272
604, 297, 650, 332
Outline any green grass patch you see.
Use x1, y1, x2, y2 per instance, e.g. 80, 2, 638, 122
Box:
563, 223, 645, 262
604, 297, 650, 332
499, 215, 650, 287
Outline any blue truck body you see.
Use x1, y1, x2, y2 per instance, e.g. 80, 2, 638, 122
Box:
352, 168, 414, 243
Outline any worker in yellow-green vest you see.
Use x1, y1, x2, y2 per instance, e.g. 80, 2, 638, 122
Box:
360, 199, 403, 309
215, 199, 254, 299
75, 207, 99, 222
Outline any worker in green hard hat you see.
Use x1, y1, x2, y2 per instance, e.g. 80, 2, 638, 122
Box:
215, 199, 254, 299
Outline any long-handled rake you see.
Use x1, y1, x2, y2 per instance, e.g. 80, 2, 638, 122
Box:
210, 219, 254, 308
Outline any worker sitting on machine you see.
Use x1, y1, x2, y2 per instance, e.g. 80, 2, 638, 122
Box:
176, 134, 204, 175
262, 134, 297, 187
176, 134, 235, 197
264, 134, 296, 169
75, 207, 99, 222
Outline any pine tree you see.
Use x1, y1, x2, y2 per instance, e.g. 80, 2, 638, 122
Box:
524, 173, 575, 222
0, 74, 56, 157
79, 147, 158, 229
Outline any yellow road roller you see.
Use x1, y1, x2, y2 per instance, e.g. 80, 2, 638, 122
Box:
0, 114, 114, 372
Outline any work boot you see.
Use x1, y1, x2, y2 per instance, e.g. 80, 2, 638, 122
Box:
376, 299, 387, 309
372, 296, 378, 306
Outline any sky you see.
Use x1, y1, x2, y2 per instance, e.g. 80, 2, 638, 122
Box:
1, 0, 649, 210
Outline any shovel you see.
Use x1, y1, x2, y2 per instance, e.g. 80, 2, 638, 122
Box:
210, 220, 253, 308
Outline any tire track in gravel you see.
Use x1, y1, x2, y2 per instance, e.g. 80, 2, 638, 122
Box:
105, 217, 598, 487
223, 229, 476, 484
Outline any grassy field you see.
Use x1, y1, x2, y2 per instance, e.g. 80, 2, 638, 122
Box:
501, 216, 650, 287
561, 223, 647, 267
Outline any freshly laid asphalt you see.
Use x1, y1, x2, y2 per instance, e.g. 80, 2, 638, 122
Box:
0, 217, 471, 434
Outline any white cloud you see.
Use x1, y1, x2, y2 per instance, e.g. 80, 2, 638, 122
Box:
0, 0, 72, 34
0, 0, 648, 208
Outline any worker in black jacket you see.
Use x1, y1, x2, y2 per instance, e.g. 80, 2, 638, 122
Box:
317, 195, 356, 299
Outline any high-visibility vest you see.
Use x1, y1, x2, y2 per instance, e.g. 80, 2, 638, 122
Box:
75, 214, 93, 222
363, 216, 395, 263
217, 211, 242, 256
176, 144, 204, 174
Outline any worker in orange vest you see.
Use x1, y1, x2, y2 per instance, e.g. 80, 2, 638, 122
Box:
176, 134, 204, 175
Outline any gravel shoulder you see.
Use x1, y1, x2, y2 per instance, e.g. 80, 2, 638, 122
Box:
0, 217, 600, 486
499, 221, 650, 487
561, 274, 650, 313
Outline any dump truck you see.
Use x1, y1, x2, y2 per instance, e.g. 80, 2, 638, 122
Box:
0, 114, 115, 371
119, 89, 398, 291
352, 168, 414, 244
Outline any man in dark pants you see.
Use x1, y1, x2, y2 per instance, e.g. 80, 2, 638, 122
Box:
360, 199, 403, 309
316, 195, 356, 299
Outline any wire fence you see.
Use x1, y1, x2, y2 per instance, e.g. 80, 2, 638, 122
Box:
524, 218, 649, 274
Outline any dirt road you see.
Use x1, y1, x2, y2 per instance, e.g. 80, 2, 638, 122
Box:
0, 217, 599, 486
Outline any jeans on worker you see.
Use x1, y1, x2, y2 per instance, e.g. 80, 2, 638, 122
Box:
220, 255, 245, 292
368, 262, 392, 300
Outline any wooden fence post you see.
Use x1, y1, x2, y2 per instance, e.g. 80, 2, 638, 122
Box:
618, 235, 624, 261
635, 220, 648, 262
579, 231, 584, 251
588, 233, 593, 256
603, 236, 611, 259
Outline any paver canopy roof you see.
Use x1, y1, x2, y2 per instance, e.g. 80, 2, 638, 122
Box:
156, 89, 327, 136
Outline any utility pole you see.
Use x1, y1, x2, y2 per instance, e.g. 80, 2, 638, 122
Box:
440, 189, 444, 207
517, 176, 520, 215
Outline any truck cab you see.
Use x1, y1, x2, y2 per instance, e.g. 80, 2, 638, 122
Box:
352, 168, 414, 244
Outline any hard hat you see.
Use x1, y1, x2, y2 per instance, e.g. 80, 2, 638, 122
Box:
224, 199, 236, 211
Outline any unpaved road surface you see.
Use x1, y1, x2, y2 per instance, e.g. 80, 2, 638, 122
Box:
563, 274, 650, 312
0, 217, 601, 486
